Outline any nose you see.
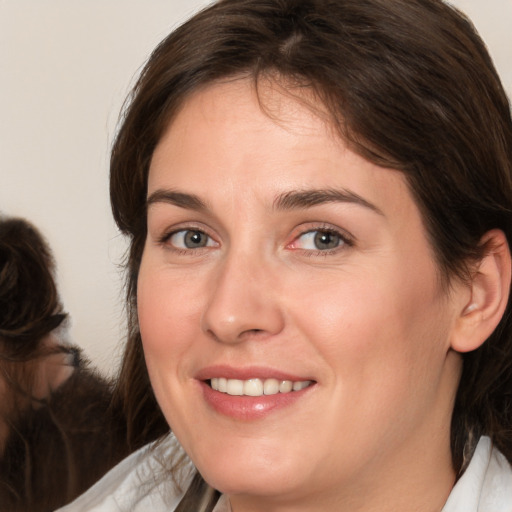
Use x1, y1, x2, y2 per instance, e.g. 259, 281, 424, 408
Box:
200, 252, 285, 344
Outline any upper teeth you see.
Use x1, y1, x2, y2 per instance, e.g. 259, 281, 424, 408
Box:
210, 377, 312, 396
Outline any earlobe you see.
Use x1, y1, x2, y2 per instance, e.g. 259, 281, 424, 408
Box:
451, 229, 511, 353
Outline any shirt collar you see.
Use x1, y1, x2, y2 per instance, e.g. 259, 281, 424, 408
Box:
442, 436, 512, 511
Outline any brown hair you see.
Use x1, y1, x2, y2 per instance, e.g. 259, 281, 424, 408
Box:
0, 217, 69, 416
0, 217, 67, 356
110, 0, 512, 505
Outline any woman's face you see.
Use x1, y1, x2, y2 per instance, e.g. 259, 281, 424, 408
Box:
138, 79, 468, 509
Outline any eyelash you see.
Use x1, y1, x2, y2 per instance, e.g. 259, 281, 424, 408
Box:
288, 225, 354, 257
158, 225, 218, 255
157, 224, 354, 257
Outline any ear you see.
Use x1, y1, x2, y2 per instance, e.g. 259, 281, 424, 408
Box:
451, 229, 511, 353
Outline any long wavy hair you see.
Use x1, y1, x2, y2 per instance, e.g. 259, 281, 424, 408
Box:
109, 0, 512, 509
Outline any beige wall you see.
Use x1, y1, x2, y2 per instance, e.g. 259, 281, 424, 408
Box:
1, 0, 511, 376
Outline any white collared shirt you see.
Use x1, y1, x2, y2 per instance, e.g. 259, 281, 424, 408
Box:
442, 437, 512, 511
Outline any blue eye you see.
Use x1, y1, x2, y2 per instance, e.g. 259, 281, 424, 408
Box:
168, 229, 215, 249
294, 229, 346, 251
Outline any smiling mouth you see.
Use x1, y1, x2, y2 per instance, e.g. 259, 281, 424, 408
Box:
209, 377, 313, 397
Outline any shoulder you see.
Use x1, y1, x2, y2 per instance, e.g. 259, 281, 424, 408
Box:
55, 433, 194, 512
442, 436, 512, 512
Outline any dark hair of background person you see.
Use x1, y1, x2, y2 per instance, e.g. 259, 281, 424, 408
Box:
0, 216, 68, 424
108, 0, 512, 508
0, 217, 66, 359
0, 217, 130, 512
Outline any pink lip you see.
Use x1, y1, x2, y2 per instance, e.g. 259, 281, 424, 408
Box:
195, 365, 316, 421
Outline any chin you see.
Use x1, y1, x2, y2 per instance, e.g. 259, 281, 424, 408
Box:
194, 445, 308, 498
203, 469, 297, 498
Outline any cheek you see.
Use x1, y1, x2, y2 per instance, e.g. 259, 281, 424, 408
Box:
136, 264, 201, 393
291, 257, 450, 386
138, 258, 202, 346
136, 261, 204, 424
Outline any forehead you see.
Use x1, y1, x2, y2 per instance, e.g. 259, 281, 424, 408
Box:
148, 78, 414, 219
154, 77, 337, 160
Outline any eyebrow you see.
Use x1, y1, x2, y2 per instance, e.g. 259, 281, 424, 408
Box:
273, 188, 384, 215
147, 189, 207, 211
146, 187, 383, 216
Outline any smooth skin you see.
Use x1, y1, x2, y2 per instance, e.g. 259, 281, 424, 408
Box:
137, 78, 510, 512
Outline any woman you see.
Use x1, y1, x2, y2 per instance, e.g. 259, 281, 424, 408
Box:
58, 0, 512, 510
0, 217, 128, 511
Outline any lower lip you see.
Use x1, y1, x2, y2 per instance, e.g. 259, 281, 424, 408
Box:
199, 381, 315, 420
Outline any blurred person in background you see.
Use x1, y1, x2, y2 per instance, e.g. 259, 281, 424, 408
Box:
0, 216, 129, 512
